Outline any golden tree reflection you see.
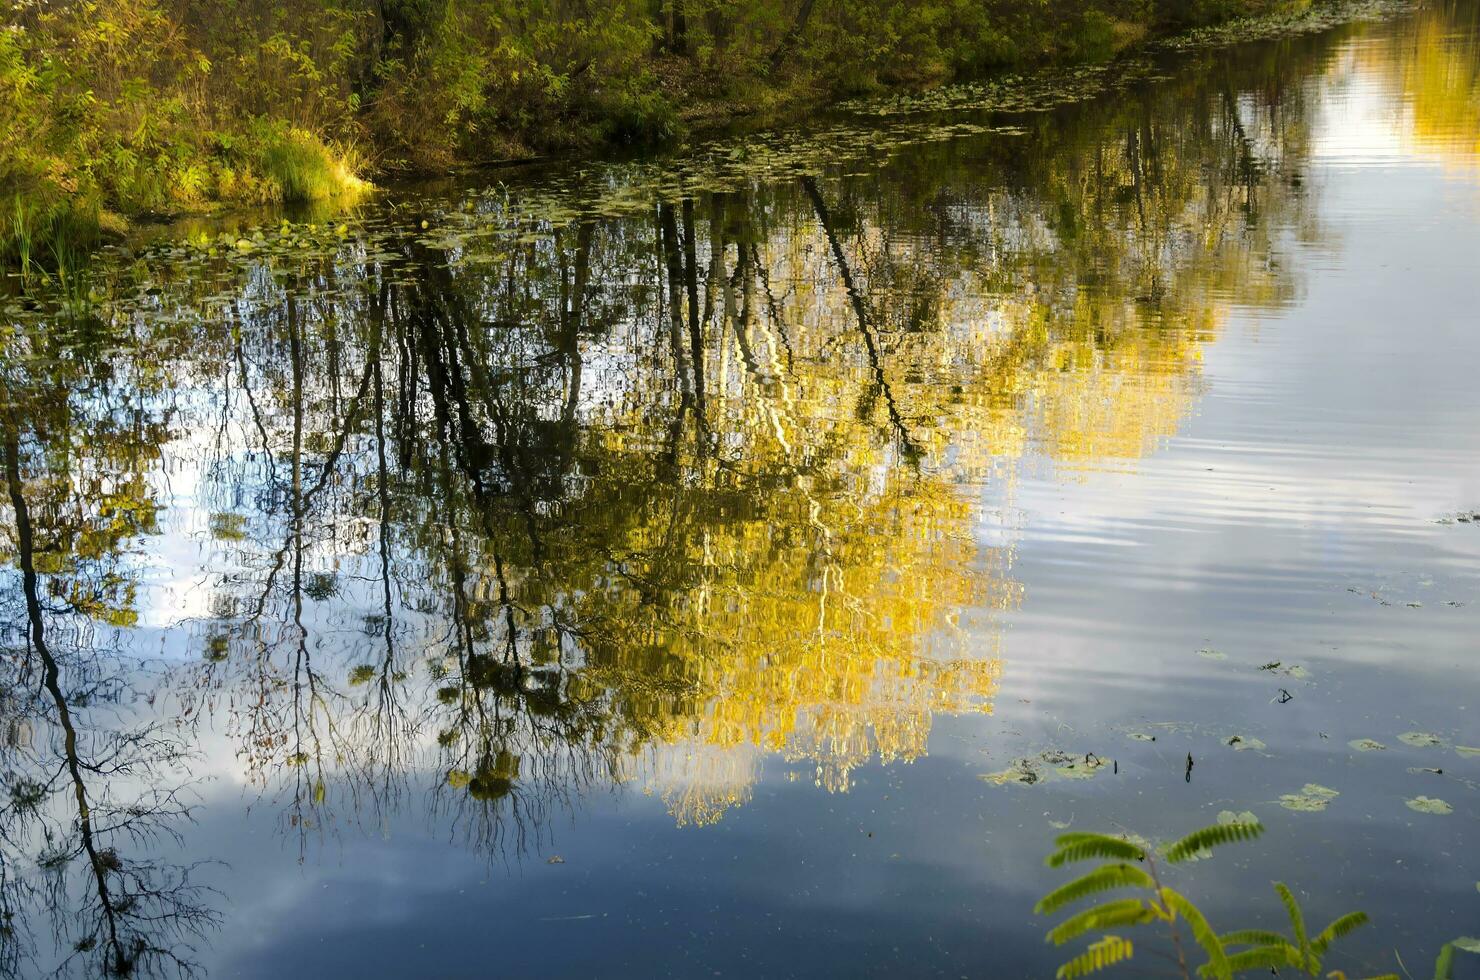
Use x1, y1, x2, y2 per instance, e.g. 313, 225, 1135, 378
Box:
0, 11, 1346, 891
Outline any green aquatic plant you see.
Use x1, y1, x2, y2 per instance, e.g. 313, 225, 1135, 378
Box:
1035, 820, 1392, 979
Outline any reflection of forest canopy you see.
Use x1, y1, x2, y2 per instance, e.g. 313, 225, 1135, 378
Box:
0, 18, 1431, 969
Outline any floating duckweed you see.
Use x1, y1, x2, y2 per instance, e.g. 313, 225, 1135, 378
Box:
1348, 738, 1387, 752
1197, 648, 1228, 661
1398, 732, 1446, 748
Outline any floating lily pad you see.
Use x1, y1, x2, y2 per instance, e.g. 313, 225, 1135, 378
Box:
1218, 809, 1260, 826
1398, 732, 1446, 748
1348, 738, 1386, 752
980, 765, 1038, 786
1225, 735, 1266, 752
1280, 784, 1340, 812
979, 750, 1107, 786
1405, 796, 1453, 815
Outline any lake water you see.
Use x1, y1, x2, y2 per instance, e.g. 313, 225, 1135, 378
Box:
2, 4, 1479, 977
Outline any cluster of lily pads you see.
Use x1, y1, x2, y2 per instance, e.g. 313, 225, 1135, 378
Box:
1161, 0, 1418, 51
977, 640, 1474, 829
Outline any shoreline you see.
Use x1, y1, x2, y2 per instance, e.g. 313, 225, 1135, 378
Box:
4, 0, 1416, 267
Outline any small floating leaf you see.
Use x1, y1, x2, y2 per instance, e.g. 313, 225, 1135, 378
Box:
1455, 746, 1480, 758
1197, 648, 1227, 661
1217, 810, 1260, 826
1280, 784, 1339, 812
1405, 796, 1453, 815
1348, 739, 1386, 752
1224, 735, 1266, 752
981, 766, 1038, 786
1126, 733, 1156, 742
1398, 732, 1446, 748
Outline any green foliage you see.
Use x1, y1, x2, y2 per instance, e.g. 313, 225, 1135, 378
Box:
1163, 820, 1264, 864
0, 0, 1324, 260
1430, 938, 1478, 980
255, 122, 366, 202
1046, 832, 1148, 867
1036, 821, 1380, 979
1047, 899, 1157, 946
1058, 935, 1134, 979
1036, 863, 1157, 915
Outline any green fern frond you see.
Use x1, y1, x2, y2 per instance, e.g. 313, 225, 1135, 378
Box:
1434, 941, 1455, 980
1312, 910, 1369, 955
1163, 821, 1263, 864
1273, 882, 1315, 971
1056, 934, 1134, 979
1046, 834, 1147, 867
1035, 863, 1156, 915
1215, 944, 1303, 974
1219, 929, 1292, 948
1160, 888, 1231, 980
1047, 899, 1155, 945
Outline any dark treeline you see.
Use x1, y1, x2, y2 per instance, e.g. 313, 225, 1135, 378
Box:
2, 0, 1312, 259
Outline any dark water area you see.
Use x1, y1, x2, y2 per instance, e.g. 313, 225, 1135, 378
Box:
2, 4, 1479, 977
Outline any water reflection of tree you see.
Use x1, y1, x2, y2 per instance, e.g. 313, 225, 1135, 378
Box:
0, 359, 219, 977
181, 56, 1315, 832
5, 17, 1346, 919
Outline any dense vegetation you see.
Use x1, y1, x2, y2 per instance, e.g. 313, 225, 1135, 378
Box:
2, 0, 1310, 259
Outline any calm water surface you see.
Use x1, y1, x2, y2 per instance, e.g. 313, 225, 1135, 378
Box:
3, 5, 1479, 977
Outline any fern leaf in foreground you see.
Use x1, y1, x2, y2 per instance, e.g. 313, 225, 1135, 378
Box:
1312, 910, 1369, 954
1056, 935, 1133, 979
1161, 888, 1231, 980
1214, 944, 1303, 974
1046, 834, 1147, 867
1434, 941, 1455, 980
1047, 899, 1155, 946
1219, 929, 1292, 948
1274, 882, 1315, 971
1163, 821, 1263, 864
1035, 863, 1156, 915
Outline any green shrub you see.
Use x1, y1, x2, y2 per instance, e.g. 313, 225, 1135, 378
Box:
254, 123, 368, 203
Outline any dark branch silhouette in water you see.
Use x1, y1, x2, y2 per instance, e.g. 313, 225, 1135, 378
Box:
0, 405, 219, 978
800, 176, 922, 466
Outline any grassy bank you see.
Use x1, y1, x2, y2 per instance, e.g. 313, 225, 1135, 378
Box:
2, 0, 1315, 264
